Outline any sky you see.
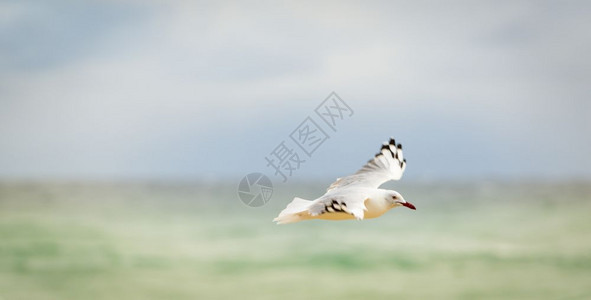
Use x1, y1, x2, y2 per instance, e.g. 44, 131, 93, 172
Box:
0, 0, 589, 182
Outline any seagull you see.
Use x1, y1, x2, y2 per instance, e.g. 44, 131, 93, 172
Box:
273, 138, 415, 224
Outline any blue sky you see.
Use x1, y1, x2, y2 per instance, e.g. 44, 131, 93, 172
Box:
0, 0, 589, 181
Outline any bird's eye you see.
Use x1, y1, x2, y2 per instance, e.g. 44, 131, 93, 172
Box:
392, 195, 397, 199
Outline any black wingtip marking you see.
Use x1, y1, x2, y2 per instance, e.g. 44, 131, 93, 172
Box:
397, 144, 402, 150
381, 144, 393, 157
324, 199, 346, 213
389, 138, 396, 145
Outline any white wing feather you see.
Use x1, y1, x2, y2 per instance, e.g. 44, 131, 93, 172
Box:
327, 138, 406, 191
309, 190, 369, 220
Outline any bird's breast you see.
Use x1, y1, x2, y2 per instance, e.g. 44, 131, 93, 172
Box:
363, 197, 393, 219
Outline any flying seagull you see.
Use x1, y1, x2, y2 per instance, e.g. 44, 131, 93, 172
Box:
273, 138, 415, 224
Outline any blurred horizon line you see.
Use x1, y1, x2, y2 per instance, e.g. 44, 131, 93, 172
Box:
1, 175, 589, 186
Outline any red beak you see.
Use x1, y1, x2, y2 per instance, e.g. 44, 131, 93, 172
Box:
402, 202, 416, 210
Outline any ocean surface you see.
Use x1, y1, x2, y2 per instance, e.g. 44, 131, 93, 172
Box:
1, 181, 590, 299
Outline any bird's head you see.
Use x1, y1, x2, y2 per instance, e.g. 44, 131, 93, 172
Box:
387, 191, 416, 210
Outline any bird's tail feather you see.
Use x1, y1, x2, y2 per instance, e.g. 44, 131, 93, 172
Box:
273, 197, 312, 224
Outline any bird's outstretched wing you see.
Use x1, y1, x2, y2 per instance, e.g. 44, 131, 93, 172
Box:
327, 138, 406, 191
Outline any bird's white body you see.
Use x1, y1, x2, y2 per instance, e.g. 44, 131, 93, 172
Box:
274, 138, 416, 224
277, 189, 396, 224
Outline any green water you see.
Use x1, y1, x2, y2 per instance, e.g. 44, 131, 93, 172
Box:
0, 181, 590, 299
